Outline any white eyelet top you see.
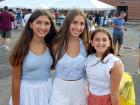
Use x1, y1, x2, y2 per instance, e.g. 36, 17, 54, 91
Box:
86, 53, 124, 95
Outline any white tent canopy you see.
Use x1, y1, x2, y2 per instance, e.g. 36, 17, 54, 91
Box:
17, 0, 60, 9
50, 0, 115, 10
0, 0, 115, 10
14, 0, 51, 9
0, 0, 57, 9
0, 0, 23, 8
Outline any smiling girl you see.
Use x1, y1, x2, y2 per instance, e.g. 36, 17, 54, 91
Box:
86, 28, 124, 105
9, 9, 57, 105
50, 9, 89, 105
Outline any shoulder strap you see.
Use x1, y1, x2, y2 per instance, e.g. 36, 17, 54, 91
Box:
81, 40, 89, 55
12, 65, 22, 105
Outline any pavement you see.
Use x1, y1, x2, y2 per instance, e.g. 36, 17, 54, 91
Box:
0, 23, 140, 105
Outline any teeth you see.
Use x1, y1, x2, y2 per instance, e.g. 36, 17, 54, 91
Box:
75, 32, 80, 34
39, 31, 45, 34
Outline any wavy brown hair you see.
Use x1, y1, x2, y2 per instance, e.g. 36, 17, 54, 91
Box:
52, 9, 89, 63
9, 9, 57, 66
88, 28, 114, 61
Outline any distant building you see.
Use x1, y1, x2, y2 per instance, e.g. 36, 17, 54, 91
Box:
99, 0, 140, 21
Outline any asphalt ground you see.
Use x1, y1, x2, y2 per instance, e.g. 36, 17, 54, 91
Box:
0, 22, 140, 105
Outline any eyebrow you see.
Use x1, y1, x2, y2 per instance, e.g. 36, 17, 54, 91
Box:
72, 19, 85, 23
35, 19, 50, 22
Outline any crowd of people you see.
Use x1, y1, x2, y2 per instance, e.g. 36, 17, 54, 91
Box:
0, 6, 32, 51
0, 5, 139, 105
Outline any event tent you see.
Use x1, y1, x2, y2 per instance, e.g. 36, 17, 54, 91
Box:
0, 0, 23, 8
0, 0, 115, 10
50, 0, 115, 10
0, 0, 57, 9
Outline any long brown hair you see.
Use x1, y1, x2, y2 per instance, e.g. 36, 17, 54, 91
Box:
88, 28, 114, 61
53, 9, 89, 63
9, 9, 57, 66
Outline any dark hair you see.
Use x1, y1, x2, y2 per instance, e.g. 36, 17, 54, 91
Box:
9, 9, 57, 66
53, 8, 89, 63
88, 28, 114, 61
4, 6, 8, 11
120, 11, 126, 15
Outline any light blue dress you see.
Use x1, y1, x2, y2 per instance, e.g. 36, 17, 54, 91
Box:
9, 48, 53, 105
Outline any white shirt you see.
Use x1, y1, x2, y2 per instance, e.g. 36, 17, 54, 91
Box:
24, 13, 31, 24
86, 53, 124, 96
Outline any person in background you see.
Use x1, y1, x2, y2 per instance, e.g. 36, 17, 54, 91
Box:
9, 9, 57, 105
23, 9, 32, 26
86, 28, 124, 105
8, 9, 16, 29
57, 13, 65, 28
15, 8, 22, 28
0, 6, 15, 51
51, 8, 89, 105
112, 11, 127, 56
